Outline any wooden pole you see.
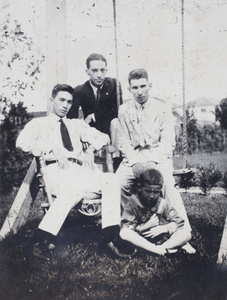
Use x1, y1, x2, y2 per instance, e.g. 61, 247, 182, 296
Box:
45, 0, 67, 113
112, 0, 121, 108
0, 159, 38, 240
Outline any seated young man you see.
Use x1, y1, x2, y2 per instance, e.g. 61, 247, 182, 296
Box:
67, 53, 123, 171
117, 68, 195, 254
16, 84, 122, 260
120, 167, 193, 256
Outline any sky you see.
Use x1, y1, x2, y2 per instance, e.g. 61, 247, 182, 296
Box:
1, 0, 227, 111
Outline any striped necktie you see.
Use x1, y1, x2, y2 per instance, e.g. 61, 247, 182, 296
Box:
96, 87, 101, 104
59, 119, 74, 151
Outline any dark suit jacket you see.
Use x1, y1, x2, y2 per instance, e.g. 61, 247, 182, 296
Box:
67, 77, 123, 135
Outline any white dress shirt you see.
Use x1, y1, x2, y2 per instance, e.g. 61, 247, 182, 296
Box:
16, 113, 110, 161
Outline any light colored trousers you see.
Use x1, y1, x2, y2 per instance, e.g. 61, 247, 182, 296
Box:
39, 162, 121, 236
110, 118, 120, 158
116, 159, 191, 231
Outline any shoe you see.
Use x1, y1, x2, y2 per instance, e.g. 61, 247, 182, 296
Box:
181, 242, 196, 254
33, 242, 55, 261
103, 241, 135, 258
165, 248, 187, 258
113, 157, 123, 172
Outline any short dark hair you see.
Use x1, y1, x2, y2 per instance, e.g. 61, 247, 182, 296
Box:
140, 168, 163, 188
86, 53, 107, 69
51, 84, 74, 98
128, 68, 149, 84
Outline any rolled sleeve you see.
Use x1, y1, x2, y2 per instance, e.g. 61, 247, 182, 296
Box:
80, 121, 110, 150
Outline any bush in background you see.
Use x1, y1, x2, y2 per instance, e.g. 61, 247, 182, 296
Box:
0, 102, 32, 195
174, 108, 226, 155
195, 162, 223, 195
221, 171, 227, 194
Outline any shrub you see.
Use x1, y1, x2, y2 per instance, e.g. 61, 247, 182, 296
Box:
195, 163, 222, 195
0, 146, 32, 195
0, 102, 32, 195
221, 171, 227, 194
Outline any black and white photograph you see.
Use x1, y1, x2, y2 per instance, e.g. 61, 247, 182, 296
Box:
0, 0, 227, 299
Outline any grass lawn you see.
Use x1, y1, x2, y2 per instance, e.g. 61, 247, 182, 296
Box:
173, 152, 227, 173
0, 192, 227, 300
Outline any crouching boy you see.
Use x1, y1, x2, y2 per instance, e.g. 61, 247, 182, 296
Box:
120, 167, 192, 256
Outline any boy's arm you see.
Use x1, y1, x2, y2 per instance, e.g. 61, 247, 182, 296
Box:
141, 199, 185, 238
135, 214, 159, 233
142, 224, 170, 238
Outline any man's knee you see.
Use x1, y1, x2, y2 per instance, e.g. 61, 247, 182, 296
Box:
119, 227, 128, 241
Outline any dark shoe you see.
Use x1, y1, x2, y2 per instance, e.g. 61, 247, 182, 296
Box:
113, 157, 123, 172
165, 248, 186, 258
33, 242, 55, 261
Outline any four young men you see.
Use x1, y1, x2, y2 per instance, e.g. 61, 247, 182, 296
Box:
16, 54, 195, 258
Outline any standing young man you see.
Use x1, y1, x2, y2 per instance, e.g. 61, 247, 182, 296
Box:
117, 69, 195, 253
67, 53, 123, 170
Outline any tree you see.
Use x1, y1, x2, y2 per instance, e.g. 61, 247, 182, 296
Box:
215, 98, 227, 130
0, 14, 45, 119
0, 14, 44, 195
186, 109, 200, 154
175, 109, 200, 155
215, 98, 227, 148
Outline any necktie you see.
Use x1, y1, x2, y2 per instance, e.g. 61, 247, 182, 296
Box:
59, 119, 74, 151
96, 87, 101, 105
138, 105, 146, 147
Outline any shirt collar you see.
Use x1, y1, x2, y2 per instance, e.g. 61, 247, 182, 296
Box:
134, 97, 150, 110
89, 81, 103, 94
49, 113, 67, 122
133, 194, 162, 212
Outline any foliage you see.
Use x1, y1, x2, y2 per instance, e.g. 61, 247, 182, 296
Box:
0, 101, 32, 195
0, 14, 45, 117
215, 98, 227, 130
221, 171, 227, 194
195, 162, 223, 195
0, 14, 44, 195
186, 109, 200, 154
175, 109, 225, 155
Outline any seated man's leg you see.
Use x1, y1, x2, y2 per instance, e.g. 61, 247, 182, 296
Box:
100, 172, 121, 229
116, 163, 136, 208
38, 164, 90, 236
110, 118, 123, 171
86, 169, 130, 257
155, 162, 196, 254
156, 161, 191, 231
110, 118, 120, 158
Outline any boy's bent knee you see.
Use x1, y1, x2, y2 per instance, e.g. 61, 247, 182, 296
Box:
179, 226, 192, 243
